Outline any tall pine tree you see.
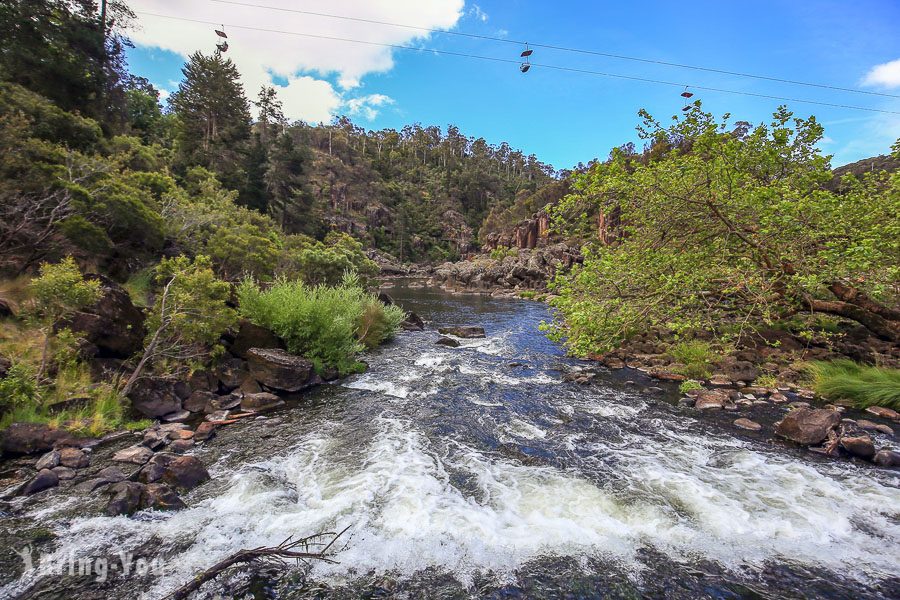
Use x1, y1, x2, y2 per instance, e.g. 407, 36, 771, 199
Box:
169, 51, 251, 191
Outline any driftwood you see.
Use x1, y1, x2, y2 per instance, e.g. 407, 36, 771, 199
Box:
166, 526, 350, 600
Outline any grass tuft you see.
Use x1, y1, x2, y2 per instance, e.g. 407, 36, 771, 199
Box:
669, 340, 717, 380
805, 360, 900, 410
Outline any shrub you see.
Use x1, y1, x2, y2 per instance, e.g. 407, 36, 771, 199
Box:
669, 340, 716, 380
277, 233, 379, 287
806, 360, 900, 410
679, 379, 703, 394
489, 247, 517, 260
0, 363, 37, 416
237, 274, 404, 374
753, 374, 778, 389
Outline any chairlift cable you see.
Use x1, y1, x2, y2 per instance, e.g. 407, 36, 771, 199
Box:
205, 0, 900, 100
132, 11, 900, 115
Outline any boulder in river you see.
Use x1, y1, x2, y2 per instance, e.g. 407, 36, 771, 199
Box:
142, 483, 186, 511
865, 406, 900, 422
733, 418, 762, 431
112, 445, 155, 465
35, 450, 61, 470
437, 326, 485, 338
193, 422, 217, 442
246, 348, 316, 393
23, 469, 59, 495
436, 336, 461, 348
694, 390, 729, 410
241, 392, 284, 412
58, 447, 89, 469
1, 423, 79, 456
127, 377, 182, 418
775, 408, 841, 445
840, 434, 876, 460
873, 449, 900, 467
139, 453, 210, 490
105, 482, 145, 516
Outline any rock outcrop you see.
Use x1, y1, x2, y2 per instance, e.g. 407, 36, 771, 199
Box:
62, 274, 144, 358
432, 244, 580, 293
246, 348, 317, 393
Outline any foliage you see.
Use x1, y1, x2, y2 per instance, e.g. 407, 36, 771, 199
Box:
277, 232, 379, 286
679, 380, 703, 394
168, 51, 251, 191
548, 105, 900, 356
668, 340, 717, 380
806, 360, 900, 410
489, 247, 518, 260
753, 374, 778, 388
0, 363, 37, 416
123, 255, 237, 392
237, 274, 404, 375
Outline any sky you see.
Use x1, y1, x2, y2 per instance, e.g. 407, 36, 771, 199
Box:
124, 0, 900, 169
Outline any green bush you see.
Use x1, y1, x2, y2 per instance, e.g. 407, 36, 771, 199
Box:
0, 363, 37, 416
277, 232, 379, 287
669, 340, 716, 380
679, 379, 703, 394
806, 360, 900, 410
237, 274, 404, 375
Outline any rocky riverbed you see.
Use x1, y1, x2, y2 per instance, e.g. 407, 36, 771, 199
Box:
1, 283, 898, 599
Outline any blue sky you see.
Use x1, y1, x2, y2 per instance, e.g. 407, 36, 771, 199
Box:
126, 0, 900, 169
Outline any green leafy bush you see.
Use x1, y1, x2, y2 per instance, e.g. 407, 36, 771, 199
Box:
0, 363, 37, 416
679, 379, 703, 394
806, 360, 900, 410
668, 340, 716, 380
237, 274, 404, 374
277, 232, 379, 287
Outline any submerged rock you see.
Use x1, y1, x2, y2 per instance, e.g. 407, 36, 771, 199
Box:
105, 482, 145, 516
437, 326, 485, 338
246, 348, 316, 392
694, 390, 729, 410
775, 408, 841, 445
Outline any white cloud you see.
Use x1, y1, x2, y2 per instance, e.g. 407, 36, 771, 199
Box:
127, 0, 464, 122
345, 93, 396, 120
469, 4, 488, 22
154, 86, 170, 101
861, 58, 900, 89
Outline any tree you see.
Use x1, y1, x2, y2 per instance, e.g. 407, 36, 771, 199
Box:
168, 51, 251, 190
28, 257, 103, 381
265, 131, 316, 233
121, 255, 236, 395
548, 105, 900, 356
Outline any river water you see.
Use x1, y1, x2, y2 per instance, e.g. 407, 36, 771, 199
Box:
2, 284, 899, 599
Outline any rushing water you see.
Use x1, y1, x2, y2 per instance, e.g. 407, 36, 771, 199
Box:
2, 284, 899, 599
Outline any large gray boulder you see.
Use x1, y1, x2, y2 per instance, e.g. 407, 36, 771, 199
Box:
1, 423, 79, 456
246, 348, 316, 393
62, 274, 144, 358
775, 408, 842, 446
127, 377, 182, 418
437, 326, 485, 338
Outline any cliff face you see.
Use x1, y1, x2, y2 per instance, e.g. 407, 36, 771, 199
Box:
482, 211, 552, 251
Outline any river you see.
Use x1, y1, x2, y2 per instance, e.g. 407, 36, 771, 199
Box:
2, 283, 899, 599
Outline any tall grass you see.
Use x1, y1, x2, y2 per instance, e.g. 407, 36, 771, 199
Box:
237, 274, 405, 375
806, 360, 900, 410
668, 340, 717, 380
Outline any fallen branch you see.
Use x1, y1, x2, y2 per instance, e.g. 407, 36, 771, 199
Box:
166, 526, 350, 600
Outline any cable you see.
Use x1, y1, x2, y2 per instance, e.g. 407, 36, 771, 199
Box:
133, 11, 900, 115
207, 0, 900, 100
